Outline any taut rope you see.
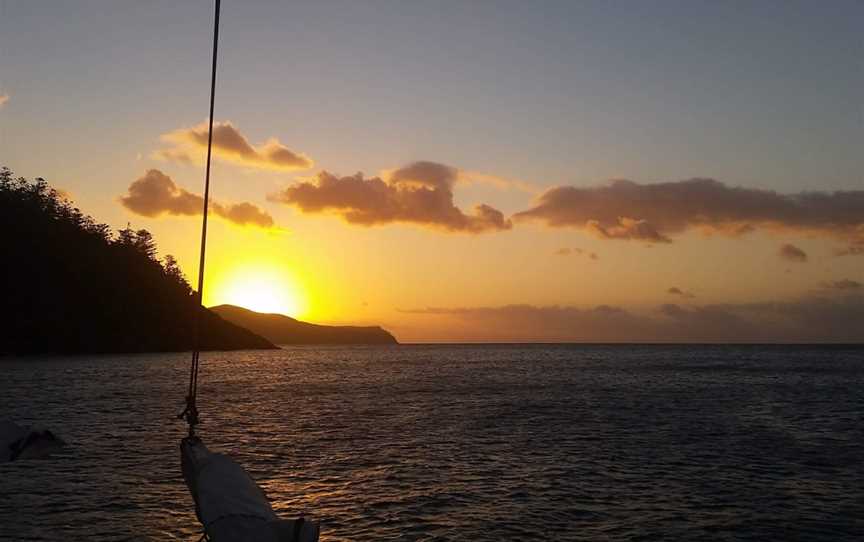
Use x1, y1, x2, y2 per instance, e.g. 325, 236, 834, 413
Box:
180, 0, 221, 438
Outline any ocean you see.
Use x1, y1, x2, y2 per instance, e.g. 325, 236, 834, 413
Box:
1, 345, 862, 541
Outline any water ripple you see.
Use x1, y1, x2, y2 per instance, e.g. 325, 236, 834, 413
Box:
1, 345, 863, 540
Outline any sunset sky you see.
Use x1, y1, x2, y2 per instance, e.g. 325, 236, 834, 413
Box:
1, 1, 862, 342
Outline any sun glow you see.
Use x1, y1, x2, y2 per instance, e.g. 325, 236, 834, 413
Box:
211, 264, 307, 317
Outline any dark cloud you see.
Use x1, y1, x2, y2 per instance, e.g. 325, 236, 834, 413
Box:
514, 178, 864, 244
156, 121, 313, 171
779, 243, 808, 263
667, 287, 695, 299
120, 170, 200, 216
821, 279, 862, 291
402, 295, 864, 343
587, 217, 671, 243
660, 297, 864, 343
269, 161, 512, 234
119, 169, 275, 228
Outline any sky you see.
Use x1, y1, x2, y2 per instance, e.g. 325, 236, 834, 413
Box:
1, 0, 862, 342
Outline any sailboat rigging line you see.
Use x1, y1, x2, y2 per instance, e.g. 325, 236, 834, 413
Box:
182, 0, 221, 438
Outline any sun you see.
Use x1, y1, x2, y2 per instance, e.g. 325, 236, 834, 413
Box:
214, 265, 306, 317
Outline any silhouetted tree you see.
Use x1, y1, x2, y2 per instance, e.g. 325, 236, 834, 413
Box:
0, 167, 273, 354
134, 229, 157, 261
116, 224, 136, 247
163, 254, 192, 296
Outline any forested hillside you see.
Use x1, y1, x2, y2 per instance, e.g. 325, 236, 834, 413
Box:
0, 167, 275, 354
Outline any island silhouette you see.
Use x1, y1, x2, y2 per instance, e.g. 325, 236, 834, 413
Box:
0, 167, 396, 355
212, 304, 396, 345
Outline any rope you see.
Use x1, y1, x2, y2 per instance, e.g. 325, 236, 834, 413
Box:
181, 0, 221, 437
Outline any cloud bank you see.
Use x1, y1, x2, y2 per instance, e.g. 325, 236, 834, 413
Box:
514, 178, 864, 244
835, 244, 864, 257
119, 169, 274, 228
156, 121, 313, 171
269, 161, 512, 233
402, 295, 864, 343
822, 279, 861, 291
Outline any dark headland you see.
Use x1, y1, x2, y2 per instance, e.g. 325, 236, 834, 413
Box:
0, 168, 395, 355
212, 304, 398, 345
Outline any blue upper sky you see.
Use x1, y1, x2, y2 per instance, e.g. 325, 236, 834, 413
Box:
2, 0, 861, 194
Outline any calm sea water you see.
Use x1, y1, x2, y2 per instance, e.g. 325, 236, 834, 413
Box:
1, 345, 863, 541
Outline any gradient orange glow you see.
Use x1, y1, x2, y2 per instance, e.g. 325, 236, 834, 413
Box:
206, 261, 308, 318
3, 2, 861, 342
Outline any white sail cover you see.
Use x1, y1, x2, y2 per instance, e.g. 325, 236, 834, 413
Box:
181, 438, 319, 542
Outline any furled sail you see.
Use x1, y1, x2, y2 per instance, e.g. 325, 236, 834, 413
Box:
182, 437, 319, 542
177, 2, 320, 539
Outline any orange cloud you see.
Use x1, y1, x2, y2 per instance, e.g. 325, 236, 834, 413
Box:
269, 161, 512, 234
0, 94, 8, 109
515, 178, 864, 244
119, 169, 274, 228
155, 121, 313, 171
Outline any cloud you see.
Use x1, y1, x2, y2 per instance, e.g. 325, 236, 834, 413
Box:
821, 279, 862, 291
376, 167, 538, 194
657, 297, 864, 343
667, 287, 695, 299
835, 244, 864, 257
586, 217, 671, 243
0, 94, 8, 108
119, 169, 275, 228
554, 247, 599, 260
779, 243, 807, 263
401, 294, 864, 343
269, 161, 512, 233
155, 121, 313, 171
212, 201, 275, 229
514, 178, 864, 244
